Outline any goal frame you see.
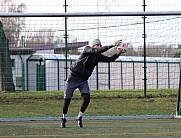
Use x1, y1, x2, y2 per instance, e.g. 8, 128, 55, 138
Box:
1, 10, 181, 118
0, 11, 181, 17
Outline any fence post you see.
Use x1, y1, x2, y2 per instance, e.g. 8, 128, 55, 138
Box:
96, 65, 99, 90
120, 62, 123, 89
168, 63, 170, 88
176, 53, 181, 115
132, 61, 135, 89
156, 62, 159, 89
108, 62, 111, 90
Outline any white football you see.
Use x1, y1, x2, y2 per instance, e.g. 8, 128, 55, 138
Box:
117, 42, 128, 53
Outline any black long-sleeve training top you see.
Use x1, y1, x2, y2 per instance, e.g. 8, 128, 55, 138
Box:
70, 45, 121, 81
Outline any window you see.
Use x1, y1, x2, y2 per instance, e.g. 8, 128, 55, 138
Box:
11, 59, 15, 68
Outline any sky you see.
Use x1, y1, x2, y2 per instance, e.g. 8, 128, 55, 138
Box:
14, 0, 181, 12
12, 0, 181, 47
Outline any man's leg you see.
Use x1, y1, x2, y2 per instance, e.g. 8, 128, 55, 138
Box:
63, 98, 71, 115
61, 75, 76, 128
76, 80, 90, 128
62, 98, 71, 118
80, 93, 90, 113
61, 98, 71, 128
76, 93, 90, 128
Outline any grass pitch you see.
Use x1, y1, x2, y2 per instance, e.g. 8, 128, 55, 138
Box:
0, 89, 181, 138
1, 119, 181, 138
0, 89, 178, 118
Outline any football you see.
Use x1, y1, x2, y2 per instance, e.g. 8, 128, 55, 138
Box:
117, 42, 128, 53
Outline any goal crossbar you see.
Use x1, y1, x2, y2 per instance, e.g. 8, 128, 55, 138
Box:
1, 11, 181, 17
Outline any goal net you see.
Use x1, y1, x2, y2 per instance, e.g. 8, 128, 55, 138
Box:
0, 0, 181, 119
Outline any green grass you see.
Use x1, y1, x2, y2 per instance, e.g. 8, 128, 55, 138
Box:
0, 89, 179, 118
1, 89, 181, 138
1, 119, 181, 138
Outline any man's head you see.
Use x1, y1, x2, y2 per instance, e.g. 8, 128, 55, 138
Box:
92, 39, 102, 48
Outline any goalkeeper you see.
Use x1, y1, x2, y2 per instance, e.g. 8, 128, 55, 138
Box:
61, 39, 126, 128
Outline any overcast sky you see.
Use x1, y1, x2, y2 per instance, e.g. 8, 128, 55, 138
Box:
14, 0, 181, 12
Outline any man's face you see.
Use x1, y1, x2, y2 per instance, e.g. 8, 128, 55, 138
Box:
93, 44, 102, 48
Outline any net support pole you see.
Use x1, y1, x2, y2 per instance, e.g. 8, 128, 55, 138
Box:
64, 0, 68, 80
143, 0, 147, 97
176, 53, 181, 116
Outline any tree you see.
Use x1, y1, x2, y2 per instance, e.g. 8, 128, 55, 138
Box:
0, 0, 26, 47
26, 29, 55, 46
174, 50, 181, 58
0, 21, 15, 91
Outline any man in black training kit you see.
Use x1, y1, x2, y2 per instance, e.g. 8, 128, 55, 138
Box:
61, 39, 124, 128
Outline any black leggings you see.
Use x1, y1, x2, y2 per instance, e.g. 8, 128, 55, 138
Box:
80, 93, 90, 113
63, 93, 90, 114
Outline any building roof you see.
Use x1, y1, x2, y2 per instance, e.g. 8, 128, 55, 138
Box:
28, 53, 180, 63
10, 47, 35, 55
117, 56, 180, 63
26, 41, 89, 51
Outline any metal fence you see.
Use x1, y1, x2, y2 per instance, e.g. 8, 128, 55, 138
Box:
23, 54, 180, 91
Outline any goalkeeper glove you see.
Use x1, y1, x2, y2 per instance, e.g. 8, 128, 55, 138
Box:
112, 39, 122, 47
